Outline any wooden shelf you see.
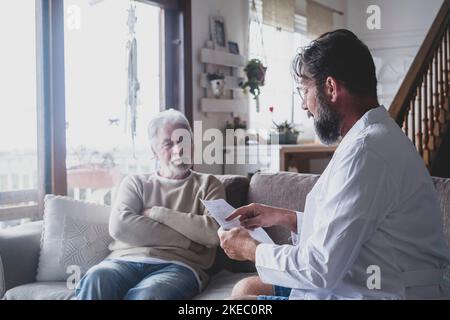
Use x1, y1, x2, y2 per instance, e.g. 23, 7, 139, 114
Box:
200, 98, 246, 113
200, 48, 246, 68
200, 74, 245, 91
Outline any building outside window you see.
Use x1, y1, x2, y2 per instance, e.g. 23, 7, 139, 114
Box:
64, 0, 163, 205
0, 2, 38, 229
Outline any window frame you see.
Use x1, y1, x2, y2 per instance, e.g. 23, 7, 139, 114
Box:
0, 0, 193, 222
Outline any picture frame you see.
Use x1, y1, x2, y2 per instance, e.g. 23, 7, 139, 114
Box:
228, 41, 240, 55
209, 15, 227, 51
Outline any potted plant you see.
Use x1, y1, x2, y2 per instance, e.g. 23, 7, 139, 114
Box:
241, 59, 267, 111
271, 120, 300, 144
207, 72, 225, 98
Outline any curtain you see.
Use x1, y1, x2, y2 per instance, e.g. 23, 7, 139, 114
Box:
262, 0, 295, 32
306, 0, 334, 39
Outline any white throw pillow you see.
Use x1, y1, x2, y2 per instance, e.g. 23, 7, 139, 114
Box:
36, 195, 113, 282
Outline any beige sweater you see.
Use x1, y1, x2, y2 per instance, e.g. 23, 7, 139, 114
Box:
107, 170, 225, 288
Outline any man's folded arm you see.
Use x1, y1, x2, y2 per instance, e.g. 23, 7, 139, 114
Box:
147, 177, 225, 248
109, 175, 191, 249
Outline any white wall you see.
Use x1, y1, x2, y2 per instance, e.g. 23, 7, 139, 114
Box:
189, 0, 444, 174
346, 0, 443, 108
191, 0, 249, 174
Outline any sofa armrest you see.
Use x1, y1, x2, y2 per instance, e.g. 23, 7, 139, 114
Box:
0, 221, 43, 298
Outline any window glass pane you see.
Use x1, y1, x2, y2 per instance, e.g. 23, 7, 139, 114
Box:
248, 1, 315, 142
0, 2, 38, 227
0, 2, 38, 193
64, 1, 162, 205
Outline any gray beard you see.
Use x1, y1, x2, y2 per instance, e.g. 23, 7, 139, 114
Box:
313, 90, 342, 146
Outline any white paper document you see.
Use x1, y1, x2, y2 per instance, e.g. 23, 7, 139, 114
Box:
201, 199, 274, 244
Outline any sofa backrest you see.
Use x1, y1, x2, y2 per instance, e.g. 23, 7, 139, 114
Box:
432, 177, 450, 258
248, 172, 320, 245
246, 172, 450, 276
211, 175, 255, 273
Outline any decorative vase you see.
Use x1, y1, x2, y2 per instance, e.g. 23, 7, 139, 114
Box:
210, 79, 225, 98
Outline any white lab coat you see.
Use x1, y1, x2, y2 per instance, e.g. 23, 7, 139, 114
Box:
255, 106, 450, 299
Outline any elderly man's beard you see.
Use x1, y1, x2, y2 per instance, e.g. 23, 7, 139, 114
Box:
170, 154, 193, 174
312, 89, 342, 145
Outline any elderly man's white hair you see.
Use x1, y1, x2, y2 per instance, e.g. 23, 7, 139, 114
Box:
147, 109, 193, 148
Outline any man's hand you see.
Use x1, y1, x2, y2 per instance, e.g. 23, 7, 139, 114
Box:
218, 227, 260, 262
142, 208, 152, 217
226, 203, 298, 233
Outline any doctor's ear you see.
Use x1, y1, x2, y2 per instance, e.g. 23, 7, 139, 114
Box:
325, 76, 338, 103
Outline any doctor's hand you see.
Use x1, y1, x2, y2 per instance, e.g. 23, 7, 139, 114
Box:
226, 203, 297, 232
218, 227, 260, 262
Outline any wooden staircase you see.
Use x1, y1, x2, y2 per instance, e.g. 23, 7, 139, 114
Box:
389, 0, 450, 177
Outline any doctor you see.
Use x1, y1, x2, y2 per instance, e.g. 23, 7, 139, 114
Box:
219, 29, 450, 300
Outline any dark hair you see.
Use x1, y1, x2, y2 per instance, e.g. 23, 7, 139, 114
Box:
293, 29, 378, 98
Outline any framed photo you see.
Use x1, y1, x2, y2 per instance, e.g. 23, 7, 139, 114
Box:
209, 15, 227, 51
228, 41, 240, 55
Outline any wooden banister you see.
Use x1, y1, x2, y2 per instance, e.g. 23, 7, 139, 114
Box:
389, 0, 450, 170
389, 0, 450, 123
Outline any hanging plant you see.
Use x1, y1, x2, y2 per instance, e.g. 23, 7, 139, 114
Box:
241, 59, 267, 99
241, 59, 267, 112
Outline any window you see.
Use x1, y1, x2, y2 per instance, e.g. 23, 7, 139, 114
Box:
0, 1, 39, 228
248, 0, 316, 142
0, 0, 192, 222
63, 0, 174, 205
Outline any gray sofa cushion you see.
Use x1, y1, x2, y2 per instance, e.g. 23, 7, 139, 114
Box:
248, 172, 320, 245
211, 175, 254, 273
432, 177, 450, 277
215, 175, 249, 209
4, 282, 75, 300
4, 271, 257, 300
194, 271, 258, 300
0, 221, 42, 293
433, 177, 450, 248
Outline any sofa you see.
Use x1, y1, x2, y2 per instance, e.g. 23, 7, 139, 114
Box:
1, 172, 449, 300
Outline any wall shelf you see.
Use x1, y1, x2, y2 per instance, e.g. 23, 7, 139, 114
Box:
199, 47, 247, 116
200, 48, 246, 68
199, 74, 244, 91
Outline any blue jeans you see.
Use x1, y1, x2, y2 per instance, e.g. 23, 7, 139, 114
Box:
75, 259, 199, 300
257, 285, 292, 300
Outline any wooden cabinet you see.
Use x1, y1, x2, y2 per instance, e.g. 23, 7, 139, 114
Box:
276, 144, 336, 173
223, 144, 337, 176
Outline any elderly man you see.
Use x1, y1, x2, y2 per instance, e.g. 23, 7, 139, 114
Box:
219, 29, 450, 300
76, 109, 225, 300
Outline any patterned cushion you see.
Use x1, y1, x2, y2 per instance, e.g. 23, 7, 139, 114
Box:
36, 195, 113, 282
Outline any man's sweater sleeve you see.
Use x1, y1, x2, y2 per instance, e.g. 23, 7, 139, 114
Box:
109, 175, 191, 249
148, 176, 224, 248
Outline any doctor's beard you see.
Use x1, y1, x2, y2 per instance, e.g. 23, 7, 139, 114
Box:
313, 89, 342, 146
